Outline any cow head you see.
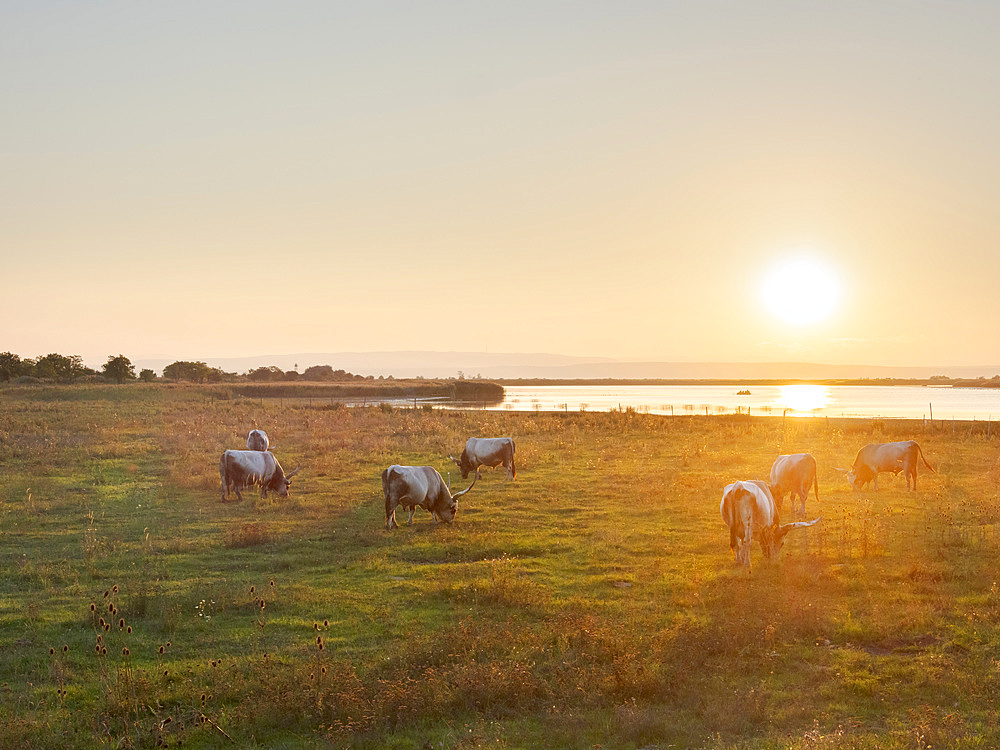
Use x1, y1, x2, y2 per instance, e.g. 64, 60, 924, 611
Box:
436, 471, 478, 523
762, 518, 822, 558
448, 450, 475, 480
269, 464, 300, 497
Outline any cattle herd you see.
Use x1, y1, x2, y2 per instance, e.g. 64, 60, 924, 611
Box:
218, 431, 517, 529
721, 439, 937, 570
219, 429, 934, 571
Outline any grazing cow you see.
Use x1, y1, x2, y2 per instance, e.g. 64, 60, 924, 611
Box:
382, 465, 477, 530
769, 453, 819, 517
246, 429, 270, 451
449, 437, 516, 480
841, 440, 936, 491
720, 480, 820, 570
220, 449, 300, 502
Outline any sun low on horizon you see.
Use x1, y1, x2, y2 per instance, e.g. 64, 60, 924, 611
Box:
758, 252, 843, 328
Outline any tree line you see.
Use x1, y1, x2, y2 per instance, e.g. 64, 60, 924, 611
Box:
0, 352, 378, 385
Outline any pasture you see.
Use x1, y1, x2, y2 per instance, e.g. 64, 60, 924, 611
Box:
1, 384, 999, 749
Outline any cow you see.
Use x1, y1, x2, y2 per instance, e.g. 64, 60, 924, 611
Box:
720, 480, 820, 571
840, 440, 936, 491
382, 465, 477, 530
220, 449, 300, 502
769, 453, 819, 517
246, 429, 270, 451
449, 437, 516, 480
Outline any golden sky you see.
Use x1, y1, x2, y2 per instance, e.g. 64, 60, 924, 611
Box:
3, 2, 998, 367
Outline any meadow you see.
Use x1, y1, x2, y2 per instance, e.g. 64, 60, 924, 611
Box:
1, 384, 999, 749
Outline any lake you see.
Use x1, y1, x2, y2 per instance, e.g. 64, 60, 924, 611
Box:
441, 384, 1000, 421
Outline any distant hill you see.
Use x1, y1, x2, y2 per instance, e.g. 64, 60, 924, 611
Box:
128, 351, 1000, 380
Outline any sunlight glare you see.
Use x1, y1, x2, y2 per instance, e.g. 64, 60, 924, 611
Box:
759, 254, 841, 326
776, 384, 830, 413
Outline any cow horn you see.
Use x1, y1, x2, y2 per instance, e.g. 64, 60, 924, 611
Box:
451, 471, 478, 498
285, 464, 301, 478
448, 455, 461, 466
778, 517, 821, 535
833, 467, 848, 473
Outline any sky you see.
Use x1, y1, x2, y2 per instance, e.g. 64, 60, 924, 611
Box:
3, 1, 999, 370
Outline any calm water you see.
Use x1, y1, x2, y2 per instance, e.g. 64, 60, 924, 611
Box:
445, 384, 1000, 421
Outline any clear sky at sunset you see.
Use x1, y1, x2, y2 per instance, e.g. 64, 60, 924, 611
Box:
3, 1, 998, 369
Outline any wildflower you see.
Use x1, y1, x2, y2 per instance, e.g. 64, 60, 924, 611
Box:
49, 647, 55, 655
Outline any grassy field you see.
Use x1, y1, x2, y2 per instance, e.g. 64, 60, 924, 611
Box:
1, 385, 999, 749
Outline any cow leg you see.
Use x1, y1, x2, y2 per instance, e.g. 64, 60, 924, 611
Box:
234, 484, 244, 502
407, 505, 415, 525
385, 497, 399, 530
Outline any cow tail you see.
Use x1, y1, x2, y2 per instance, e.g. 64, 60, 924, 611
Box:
813, 472, 820, 503
510, 441, 516, 479
918, 445, 937, 473
219, 452, 229, 499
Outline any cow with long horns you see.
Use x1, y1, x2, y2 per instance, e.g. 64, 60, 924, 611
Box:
246, 429, 271, 451
449, 437, 516, 480
220, 449, 300, 502
769, 453, 819, 517
382, 464, 477, 530
839, 440, 936, 491
720, 480, 820, 570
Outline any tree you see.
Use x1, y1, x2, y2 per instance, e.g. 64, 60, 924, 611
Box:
0, 352, 30, 381
247, 366, 285, 382
102, 354, 135, 384
302, 365, 335, 381
163, 361, 213, 382
34, 353, 90, 382
138, 369, 156, 382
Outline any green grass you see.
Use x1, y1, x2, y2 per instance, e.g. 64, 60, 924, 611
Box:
1, 386, 999, 748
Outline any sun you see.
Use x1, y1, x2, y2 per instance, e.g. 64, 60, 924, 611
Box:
759, 253, 841, 326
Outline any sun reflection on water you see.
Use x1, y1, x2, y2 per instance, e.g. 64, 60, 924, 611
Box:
777, 384, 831, 413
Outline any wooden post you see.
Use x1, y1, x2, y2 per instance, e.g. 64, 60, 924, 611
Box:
929, 402, 933, 423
